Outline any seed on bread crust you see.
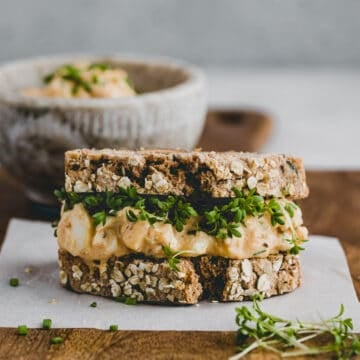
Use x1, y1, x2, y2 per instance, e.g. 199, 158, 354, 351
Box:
65, 149, 309, 199
58, 250, 301, 304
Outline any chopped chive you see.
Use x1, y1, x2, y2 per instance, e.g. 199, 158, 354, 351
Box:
42, 319, 52, 329
9, 278, 19, 287
109, 325, 118, 332
50, 336, 63, 344
90, 302, 97, 308
253, 249, 266, 256
51, 220, 58, 237
17, 325, 28, 336
89, 63, 109, 71
115, 296, 137, 305
124, 297, 137, 305
43, 73, 54, 84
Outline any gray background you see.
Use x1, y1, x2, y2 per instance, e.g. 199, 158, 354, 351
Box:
0, 0, 359, 67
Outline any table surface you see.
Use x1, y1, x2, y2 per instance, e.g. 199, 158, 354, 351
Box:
0, 169, 359, 359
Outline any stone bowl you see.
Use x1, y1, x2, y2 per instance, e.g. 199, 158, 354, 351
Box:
0, 55, 207, 204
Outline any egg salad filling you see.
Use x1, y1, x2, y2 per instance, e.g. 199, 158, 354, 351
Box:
54, 187, 308, 261
24, 62, 136, 98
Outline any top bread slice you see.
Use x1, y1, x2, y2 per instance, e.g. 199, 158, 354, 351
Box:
64, 149, 309, 199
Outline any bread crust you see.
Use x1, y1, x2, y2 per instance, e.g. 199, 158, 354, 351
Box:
64, 149, 309, 199
58, 249, 301, 304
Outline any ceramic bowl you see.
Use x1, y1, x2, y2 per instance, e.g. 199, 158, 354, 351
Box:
0, 55, 207, 204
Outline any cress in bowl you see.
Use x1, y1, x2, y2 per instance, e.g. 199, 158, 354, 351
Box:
0, 55, 207, 204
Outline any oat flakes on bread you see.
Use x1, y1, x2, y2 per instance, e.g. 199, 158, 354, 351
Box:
65, 149, 309, 199
59, 250, 301, 304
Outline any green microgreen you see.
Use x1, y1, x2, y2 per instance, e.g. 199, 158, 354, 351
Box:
162, 245, 181, 272
286, 237, 308, 255
230, 297, 360, 360
17, 325, 28, 336
90, 302, 97, 308
92, 210, 107, 226
50, 337, 63, 344
266, 198, 286, 226
42, 319, 52, 329
54, 187, 307, 255
162, 245, 196, 272
9, 278, 19, 287
109, 324, 118, 332
54, 187, 197, 234
201, 189, 285, 239
285, 202, 297, 218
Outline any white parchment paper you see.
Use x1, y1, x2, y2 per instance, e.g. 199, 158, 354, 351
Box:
0, 218, 359, 330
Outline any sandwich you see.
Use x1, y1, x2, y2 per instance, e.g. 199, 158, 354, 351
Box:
54, 149, 309, 304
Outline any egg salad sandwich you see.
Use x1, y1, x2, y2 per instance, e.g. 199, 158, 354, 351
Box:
54, 149, 309, 304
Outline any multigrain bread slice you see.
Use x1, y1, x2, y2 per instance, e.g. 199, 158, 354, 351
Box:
58, 250, 301, 304
64, 149, 309, 199
196, 255, 301, 302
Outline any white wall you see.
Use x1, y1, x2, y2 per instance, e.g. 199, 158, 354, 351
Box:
0, 0, 359, 67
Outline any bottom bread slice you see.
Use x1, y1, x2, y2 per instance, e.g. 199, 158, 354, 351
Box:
58, 250, 301, 305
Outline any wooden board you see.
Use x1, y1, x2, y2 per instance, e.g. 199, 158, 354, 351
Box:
198, 109, 273, 152
0, 329, 340, 360
0, 170, 359, 359
0, 106, 359, 359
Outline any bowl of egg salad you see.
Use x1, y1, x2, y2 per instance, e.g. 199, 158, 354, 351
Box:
0, 54, 207, 204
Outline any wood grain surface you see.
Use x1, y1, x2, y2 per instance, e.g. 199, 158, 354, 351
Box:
0, 169, 359, 359
197, 109, 273, 152
0, 105, 359, 360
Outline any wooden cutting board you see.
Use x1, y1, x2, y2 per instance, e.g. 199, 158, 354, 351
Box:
0, 110, 359, 360
0, 170, 359, 359
198, 109, 273, 152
